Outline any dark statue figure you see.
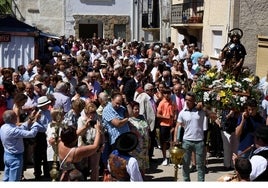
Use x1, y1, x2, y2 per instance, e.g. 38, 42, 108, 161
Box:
220, 28, 247, 79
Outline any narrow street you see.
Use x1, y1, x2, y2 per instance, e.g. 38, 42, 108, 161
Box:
0, 146, 235, 182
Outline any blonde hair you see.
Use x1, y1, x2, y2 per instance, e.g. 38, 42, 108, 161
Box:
51, 109, 64, 122
84, 102, 97, 114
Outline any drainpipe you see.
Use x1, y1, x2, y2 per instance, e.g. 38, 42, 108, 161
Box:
136, 1, 140, 41
159, 0, 162, 42
63, 0, 66, 36
132, 1, 135, 41
227, 0, 231, 42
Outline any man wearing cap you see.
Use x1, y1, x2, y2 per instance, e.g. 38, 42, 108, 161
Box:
32, 96, 52, 180
107, 132, 143, 181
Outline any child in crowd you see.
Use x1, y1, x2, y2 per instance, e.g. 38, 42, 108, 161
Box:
157, 87, 176, 166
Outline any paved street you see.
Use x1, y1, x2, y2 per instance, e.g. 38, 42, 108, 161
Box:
144, 147, 235, 182
0, 147, 235, 182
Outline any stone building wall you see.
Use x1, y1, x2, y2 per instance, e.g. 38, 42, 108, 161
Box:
239, 0, 268, 71
73, 15, 130, 41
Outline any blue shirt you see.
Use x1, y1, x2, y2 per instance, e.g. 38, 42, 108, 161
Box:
36, 109, 52, 133
63, 109, 80, 128
191, 51, 203, 65
53, 92, 71, 113
0, 122, 40, 154
237, 114, 265, 153
102, 102, 130, 145
90, 81, 102, 96
22, 71, 35, 82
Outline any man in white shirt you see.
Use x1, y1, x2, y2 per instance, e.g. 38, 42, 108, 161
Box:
173, 91, 207, 181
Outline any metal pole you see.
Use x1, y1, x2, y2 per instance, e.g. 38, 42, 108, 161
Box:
174, 163, 178, 181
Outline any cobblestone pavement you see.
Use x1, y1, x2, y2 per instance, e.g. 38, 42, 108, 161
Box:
0, 146, 236, 182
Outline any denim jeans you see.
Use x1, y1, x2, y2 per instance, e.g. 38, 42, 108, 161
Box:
182, 140, 205, 181
3, 152, 23, 181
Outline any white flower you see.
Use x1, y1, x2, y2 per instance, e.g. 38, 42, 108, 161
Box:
240, 96, 247, 103
242, 78, 252, 83
235, 82, 242, 87
203, 92, 210, 102
212, 79, 222, 85
234, 87, 239, 91
223, 84, 232, 88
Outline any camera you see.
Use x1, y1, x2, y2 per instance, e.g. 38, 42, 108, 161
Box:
89, 120, 97, 127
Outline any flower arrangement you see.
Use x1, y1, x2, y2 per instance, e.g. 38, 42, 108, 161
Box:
193, 66, 262, 111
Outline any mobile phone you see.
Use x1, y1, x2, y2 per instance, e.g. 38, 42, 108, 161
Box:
89, 120, 97, 127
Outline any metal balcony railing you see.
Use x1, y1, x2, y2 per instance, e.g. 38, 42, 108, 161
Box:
171, 1, 204, 25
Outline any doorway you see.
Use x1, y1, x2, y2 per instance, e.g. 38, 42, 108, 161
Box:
79, 24, 98, 39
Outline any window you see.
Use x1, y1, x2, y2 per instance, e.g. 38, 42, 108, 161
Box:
114, 24, 126, 39
212, 30, 222, 57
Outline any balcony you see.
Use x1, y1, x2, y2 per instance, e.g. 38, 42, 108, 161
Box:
171, 1, 204, 26
142, 12, 159, 29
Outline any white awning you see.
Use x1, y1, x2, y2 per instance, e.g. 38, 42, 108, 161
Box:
39, 32, 60, 39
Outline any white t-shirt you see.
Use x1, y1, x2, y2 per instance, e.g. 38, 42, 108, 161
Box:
177, 107, 206, 141
107, 155, 143, 181
250, 147, 268, 181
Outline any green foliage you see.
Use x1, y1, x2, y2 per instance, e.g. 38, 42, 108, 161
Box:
0, 0, 12, 14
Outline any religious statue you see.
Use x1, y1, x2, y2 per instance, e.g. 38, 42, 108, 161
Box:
220, 28, 247, 79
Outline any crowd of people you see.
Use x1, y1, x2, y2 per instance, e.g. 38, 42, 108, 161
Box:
0, 32, 267, 182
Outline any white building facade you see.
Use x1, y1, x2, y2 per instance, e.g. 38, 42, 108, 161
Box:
14, 0, 172, 43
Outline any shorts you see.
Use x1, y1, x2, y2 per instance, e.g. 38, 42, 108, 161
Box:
160, 126, 172, 143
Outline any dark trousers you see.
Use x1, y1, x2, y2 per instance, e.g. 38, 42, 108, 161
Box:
149, 128, 156, 159
33, 132, 49, 179
209, 122, 223, 156
0, 141, 4, 170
